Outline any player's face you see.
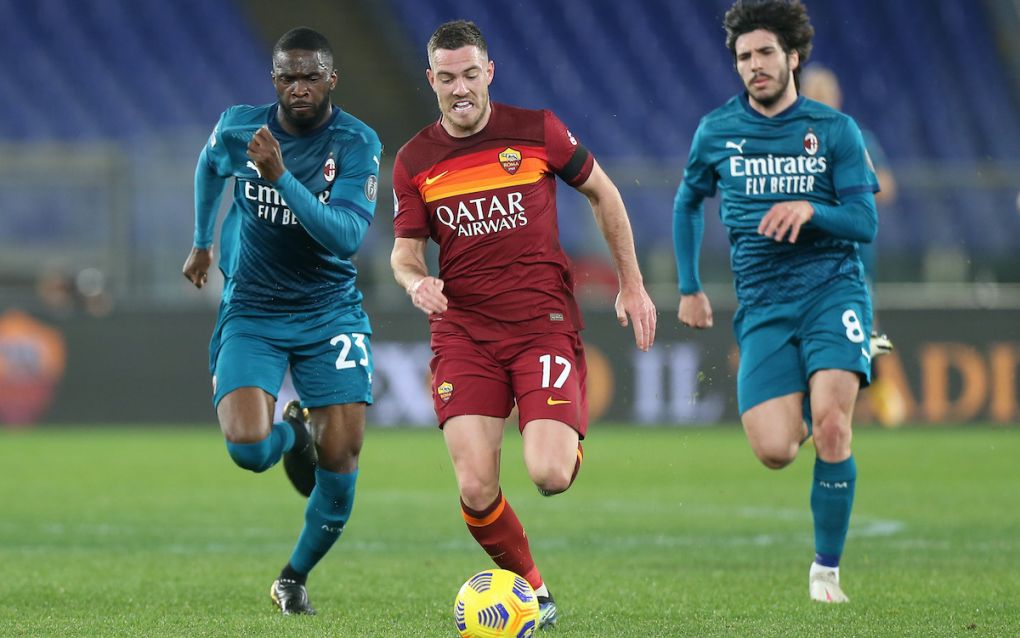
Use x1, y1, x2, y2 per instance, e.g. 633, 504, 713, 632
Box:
427, 45, 494, 138
735, 29, 799, 110
272, 49, 337, 131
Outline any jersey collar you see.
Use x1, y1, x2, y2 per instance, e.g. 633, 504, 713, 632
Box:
739, 92, 805, 120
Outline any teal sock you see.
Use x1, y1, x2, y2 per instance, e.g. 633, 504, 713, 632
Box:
224, 422, 295, 473
288, 467, 358, 575
811, 455, 857, 565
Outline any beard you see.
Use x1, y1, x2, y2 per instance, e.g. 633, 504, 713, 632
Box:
746, 65, 792, 108
280, 94, 332, 131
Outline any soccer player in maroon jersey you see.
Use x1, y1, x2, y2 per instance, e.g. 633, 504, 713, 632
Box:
389, 20, 656, 628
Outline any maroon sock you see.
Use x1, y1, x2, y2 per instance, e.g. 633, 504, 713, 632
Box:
461, 489, 542, 590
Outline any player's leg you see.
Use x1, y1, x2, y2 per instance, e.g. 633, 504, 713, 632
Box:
805, 368, 860, 603
273, 402, 366, 615
801, 284, 871, 603
445, 414, 546, 584
513, 332, 588, 495
521, 421, 581, 495
740, 392, 808, 469
270, 320, 373, 615
734, 304, 808, 469
213, 330, 300, 473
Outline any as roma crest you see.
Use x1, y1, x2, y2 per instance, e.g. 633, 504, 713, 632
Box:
498, 147, 522, 175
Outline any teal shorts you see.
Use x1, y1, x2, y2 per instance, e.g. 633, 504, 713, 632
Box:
209, 304, 373, 409
733, 279, 872, 414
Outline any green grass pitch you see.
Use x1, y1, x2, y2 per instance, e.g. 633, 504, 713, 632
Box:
1, 424, 1018, 637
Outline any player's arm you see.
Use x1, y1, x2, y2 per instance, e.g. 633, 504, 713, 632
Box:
390, 237, 447, 314
758, 192, 876, 244
183, 143, 228, 289
576, 159, 656, 351
247, 125, 374, 258
673, 181, 714, 329
760, 117, 879, 244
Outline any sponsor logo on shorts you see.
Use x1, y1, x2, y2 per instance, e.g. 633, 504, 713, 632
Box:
437, 381, 454, 402
549, 313, 564, 322
546, 396, 571, 406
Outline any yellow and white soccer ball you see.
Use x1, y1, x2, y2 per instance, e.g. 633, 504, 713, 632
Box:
453, 569, 539, 638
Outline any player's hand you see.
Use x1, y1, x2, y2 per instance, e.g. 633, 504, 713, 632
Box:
615, 284, 656, 352
758, 200, 814, 243
678, 292, 713, 329
246, 125, 286, 182
408, 276, 448, 315
182, 246, 213, 289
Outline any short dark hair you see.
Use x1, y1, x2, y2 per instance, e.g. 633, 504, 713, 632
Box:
273, 27, 334, 68
427, 20, 488, 61
724, 0, 813, 80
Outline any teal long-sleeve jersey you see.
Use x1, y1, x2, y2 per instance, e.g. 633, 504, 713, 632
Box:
194, 103, 381, 313
674, 94, 878, 306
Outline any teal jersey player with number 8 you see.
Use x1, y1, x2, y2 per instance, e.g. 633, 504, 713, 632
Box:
673, 0, 879, 604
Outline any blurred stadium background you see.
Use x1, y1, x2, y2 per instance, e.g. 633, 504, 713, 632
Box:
1, 0, 1018, 427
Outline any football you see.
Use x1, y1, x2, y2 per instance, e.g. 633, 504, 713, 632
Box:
453, 569, 539, 638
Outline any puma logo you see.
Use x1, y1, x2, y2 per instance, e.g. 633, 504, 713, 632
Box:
725, 139, 747, 153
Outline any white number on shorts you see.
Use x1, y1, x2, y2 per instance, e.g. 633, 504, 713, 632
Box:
539, 354, 572, 389
841, 309, 865, 344
330, 333, 369, 369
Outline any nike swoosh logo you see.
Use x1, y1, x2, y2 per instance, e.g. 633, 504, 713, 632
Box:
424, 170, 449, 185
547, 397, 572, 406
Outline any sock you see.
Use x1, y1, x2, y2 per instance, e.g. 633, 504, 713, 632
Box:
461, 489, 542, 590
287, 467, 358, 575
224, 421, 294, 472
570, 442, 584, 486
811, 455, 857, 567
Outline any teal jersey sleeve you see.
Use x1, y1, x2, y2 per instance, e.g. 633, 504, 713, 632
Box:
681, 122, 718, 198
193, 113, 232, 249
673, 183, 707, 295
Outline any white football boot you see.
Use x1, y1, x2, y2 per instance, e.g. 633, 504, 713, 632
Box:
809, 562, 849, 603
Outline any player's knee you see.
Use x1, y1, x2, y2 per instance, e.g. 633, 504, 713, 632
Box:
529, 463, 573, 496
458, 478, 501, 511
225, 439, 274, 473
812, 412, 852, 455
753, 442, 797, 469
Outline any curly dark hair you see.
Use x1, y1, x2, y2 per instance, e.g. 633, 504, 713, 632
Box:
724, 0, 814, 82
427, 20, 488, 61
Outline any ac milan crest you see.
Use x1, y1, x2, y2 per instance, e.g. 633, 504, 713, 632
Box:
323, 156, 336, 182
803, 129, 819, 156
498, 147, 522, 175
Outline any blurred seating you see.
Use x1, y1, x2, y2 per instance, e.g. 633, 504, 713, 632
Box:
0, 0, 268, 141
383, 0, 1020, 263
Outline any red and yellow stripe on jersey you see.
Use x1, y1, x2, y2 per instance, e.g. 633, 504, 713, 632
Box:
413, 146, 548, 203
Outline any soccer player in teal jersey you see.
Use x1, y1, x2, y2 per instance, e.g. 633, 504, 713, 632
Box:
181, 27, 382, 615
673, 0, 878, 603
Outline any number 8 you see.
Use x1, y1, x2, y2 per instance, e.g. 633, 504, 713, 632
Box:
841, 309, 865, 344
